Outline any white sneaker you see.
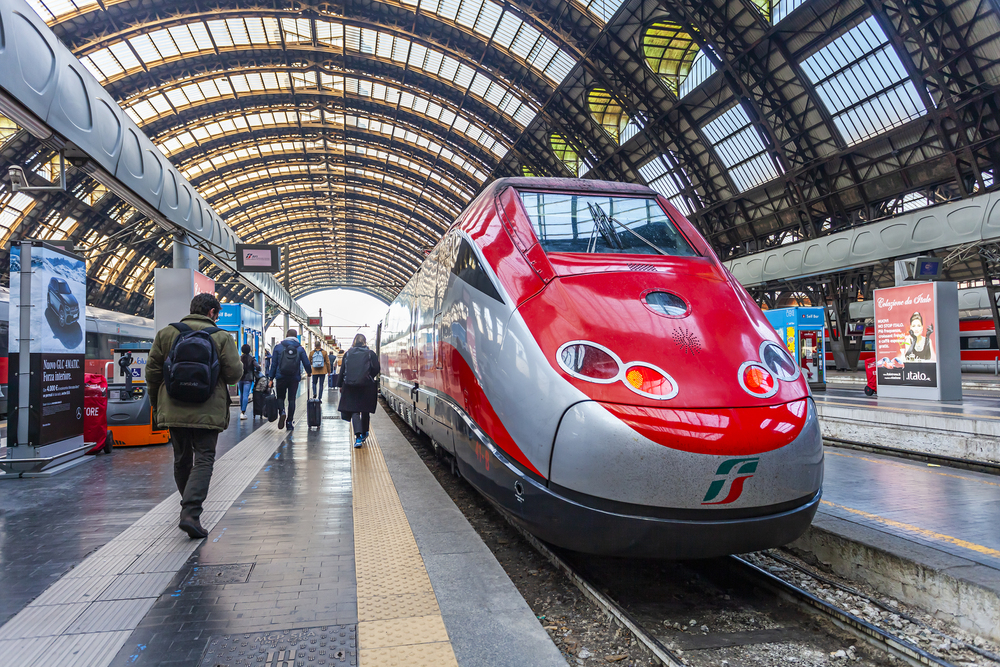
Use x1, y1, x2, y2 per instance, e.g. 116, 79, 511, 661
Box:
240, 412, 247, 420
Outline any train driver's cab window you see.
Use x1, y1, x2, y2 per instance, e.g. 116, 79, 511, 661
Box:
518, 191, 697, 257
965, 336, 994, 350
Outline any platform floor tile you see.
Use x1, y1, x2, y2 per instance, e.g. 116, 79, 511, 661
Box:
352, 430, 459, 665
0, 423, 289, 666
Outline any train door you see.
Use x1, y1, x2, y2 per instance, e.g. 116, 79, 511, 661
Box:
433, 283, 443, 371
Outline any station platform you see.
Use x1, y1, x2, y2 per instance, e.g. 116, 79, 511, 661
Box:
0, 391, 564, 667
795, 444, 1000, 642
813, 385, 1000, 464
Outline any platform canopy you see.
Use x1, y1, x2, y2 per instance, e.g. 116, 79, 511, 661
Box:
1, 0, 999, 314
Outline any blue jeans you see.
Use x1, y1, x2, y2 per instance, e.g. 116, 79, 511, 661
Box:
311, 373, 326, 400
239, 380, 253, 413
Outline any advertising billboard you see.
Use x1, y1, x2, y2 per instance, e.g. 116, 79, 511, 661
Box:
7, 242, 86, 451
874, 282, 937, 388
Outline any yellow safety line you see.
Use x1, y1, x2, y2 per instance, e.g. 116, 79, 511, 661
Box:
825, 450, 1000, 488
352, 429, 459, 667
821, 500, 1000, 560
819, 399, 1000, 421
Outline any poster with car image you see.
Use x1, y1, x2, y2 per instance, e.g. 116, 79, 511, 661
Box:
873, 282, 937, 387
8, 242, 88, 448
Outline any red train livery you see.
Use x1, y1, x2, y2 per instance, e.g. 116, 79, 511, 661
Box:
380, 178, 823, 558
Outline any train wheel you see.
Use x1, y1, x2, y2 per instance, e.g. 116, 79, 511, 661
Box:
864, 386, 874, 396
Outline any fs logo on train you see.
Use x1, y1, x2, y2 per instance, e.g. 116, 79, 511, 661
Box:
702, 457, 759, 505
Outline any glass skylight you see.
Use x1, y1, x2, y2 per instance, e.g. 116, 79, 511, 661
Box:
575, 0, 627, 24
81, 16, 555, 124
800, 16, 927, 145
24, 0, 98, 23
638, 154, 696, 215
701, 104, 782, 192
396, 0, 575, 84
678, 49, 718, 98
123, 72, 513, 158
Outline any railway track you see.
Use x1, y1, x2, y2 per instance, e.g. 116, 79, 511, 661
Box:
507, 519, 995, 667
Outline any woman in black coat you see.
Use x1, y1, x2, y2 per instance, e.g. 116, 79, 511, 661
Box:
337, 333, 380, 448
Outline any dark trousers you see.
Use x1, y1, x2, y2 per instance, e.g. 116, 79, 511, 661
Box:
311, 373, 326, 400
351, 412, 370, 438
275, 377, 300, 422
171, 427, 219, 521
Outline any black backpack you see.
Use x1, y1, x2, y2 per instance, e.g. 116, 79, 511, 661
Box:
277, 342, 301, 376
343, 347, 372, 387
163, 323, 223, 403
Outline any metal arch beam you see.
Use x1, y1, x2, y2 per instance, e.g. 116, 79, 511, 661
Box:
115, 65, 523, 145
73, 13, 554, 107
207, 175, 450, 240
150, 102, 500, 177
48, 0, 585, 91
163, 120, 490, 187
173, 132, 483, 198
101, 54, 531, 143
192, 156, 460, 227
223, 197, 442, 253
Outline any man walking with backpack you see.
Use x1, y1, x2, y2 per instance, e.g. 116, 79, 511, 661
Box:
146, 293, 242, 539
268, 329, 311, 430
310, 341, 331, 400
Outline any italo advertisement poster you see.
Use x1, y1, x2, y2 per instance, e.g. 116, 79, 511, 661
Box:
7, 242, 87, 448
873, 283, 937, 388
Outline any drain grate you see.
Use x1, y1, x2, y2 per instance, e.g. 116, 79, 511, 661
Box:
184, 563, 254, 587
200, 625, 357, 666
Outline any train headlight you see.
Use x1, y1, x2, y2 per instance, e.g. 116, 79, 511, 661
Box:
557, 341, 621, 383
738, 361, 778, 398
622, 363, 679, 400
758, 341, 800, 381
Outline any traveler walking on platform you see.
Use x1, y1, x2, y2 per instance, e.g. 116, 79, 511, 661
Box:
310, 341, 331, 400
337, 333, 380, 448
238, 344, 259, 420
268, 329, 311, 430
146, 293, 242, 539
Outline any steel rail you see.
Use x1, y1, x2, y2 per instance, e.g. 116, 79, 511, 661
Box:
496, 504, 962, 667
763, 551, 1000, 663
731, 556, 958, 667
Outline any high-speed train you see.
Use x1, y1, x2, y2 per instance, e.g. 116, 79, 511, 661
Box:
380, 178, 823, 558
0, 287, 154, 415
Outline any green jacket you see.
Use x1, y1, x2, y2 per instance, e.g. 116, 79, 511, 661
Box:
146, 314, 243, 431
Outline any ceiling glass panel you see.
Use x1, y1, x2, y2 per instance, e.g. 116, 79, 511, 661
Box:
800, 16, 927, 145
701, 104, 782, 192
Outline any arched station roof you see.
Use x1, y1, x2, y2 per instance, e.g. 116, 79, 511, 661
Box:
0, 0, 999, 315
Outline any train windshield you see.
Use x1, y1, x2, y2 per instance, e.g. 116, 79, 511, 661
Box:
518, 191, 697, 257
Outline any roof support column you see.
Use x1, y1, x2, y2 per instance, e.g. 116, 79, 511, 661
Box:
172, 233, 199, 271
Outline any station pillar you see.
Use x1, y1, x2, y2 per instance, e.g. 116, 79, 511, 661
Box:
254, 291, 265, 317
172, 233, 199, 271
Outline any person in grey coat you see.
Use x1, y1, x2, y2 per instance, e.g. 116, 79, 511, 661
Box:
337, 333, 380, 448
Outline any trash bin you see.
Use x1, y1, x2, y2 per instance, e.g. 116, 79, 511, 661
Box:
84, 373, 113, 454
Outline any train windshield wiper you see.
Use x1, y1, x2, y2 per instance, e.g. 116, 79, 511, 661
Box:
587, 202, 667, 256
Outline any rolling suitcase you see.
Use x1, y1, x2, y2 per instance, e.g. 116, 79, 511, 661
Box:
252, 389, 267, 419
307, 387, 322, 430
263, 390, 279, 422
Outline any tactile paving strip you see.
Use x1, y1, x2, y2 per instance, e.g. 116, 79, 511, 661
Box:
352, 431, 458, 666
199, 625, 357, 667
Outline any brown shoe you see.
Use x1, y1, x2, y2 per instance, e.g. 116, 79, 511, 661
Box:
179, 518, 208, 539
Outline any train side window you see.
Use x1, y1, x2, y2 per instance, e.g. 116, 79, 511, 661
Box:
86, 332, 100, 357
451, 239, 504, 304
964, 336, 995, 350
